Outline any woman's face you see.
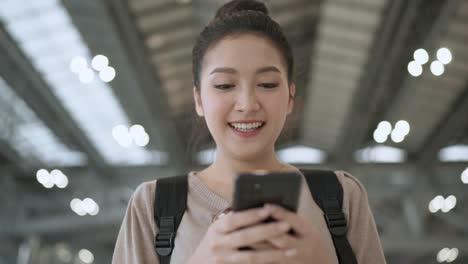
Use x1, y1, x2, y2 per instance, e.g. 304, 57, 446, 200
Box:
193, 34, 295, 160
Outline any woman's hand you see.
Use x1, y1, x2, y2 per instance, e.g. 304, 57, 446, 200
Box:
264, 204, 337, 264
185, 207, 293, 264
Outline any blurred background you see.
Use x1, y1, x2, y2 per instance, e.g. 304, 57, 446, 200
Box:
0, 0, 467, 263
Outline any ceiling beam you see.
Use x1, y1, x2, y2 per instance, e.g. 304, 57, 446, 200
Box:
62, 0, 161, 153
332, 0, 414, 164
0, 139, 38, 173
418, 82, 468, 164
333, 0, 457, 166
0, 24, 110, 174
98, 0, 188, 169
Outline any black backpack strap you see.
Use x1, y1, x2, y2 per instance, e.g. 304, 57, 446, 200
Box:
154, 175, 188, 264
300, 169, 358, 264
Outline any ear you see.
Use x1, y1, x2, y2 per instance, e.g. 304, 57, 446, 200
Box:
193, 86, 204, 116
287, 83, 296, 115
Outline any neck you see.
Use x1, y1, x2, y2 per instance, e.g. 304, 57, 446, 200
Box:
202, 147, 288, 186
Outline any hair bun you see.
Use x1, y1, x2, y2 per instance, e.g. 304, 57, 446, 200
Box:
215, 0, 269, 19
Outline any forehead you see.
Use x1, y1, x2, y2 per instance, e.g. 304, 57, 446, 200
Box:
202, 34, 286, 74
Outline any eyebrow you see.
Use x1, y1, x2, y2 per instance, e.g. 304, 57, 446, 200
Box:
209, 66, 281, 75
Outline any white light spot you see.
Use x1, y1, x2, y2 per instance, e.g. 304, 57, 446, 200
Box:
374, 121, 392, 143
430, 61, 445, 76
432, 195, 444, 211
55, 176, 68, 189
437, 248, 450, 262
394, 120, 410, 136
446, 248, 458, 262
89, 203, 100, 216
276, 145, 327, 164
129, 124, 146, 138
70, 56, 87, 74
43, 181, 54, 189
441, 202, 451, 213
408, 61, 423, 77
70, 198, 81, 211
355, 145, 407, 163
373, 129, 388, 143
71, 199, 86, 216
428, 202, 438, 213
437, 47, 452, 64
390, 129, 405, 143
79, 68, 95, 84
134, 132, 150, 147
91, 55, 109, 72
36, 169, 49, 185
414, 49, 429, 65
99, 66, 116, 82
438, 144, 468, 162
377, 121, 392, 135
462, 167, 468, 184
445, 195, 456, 210
51, 169, 68, 188
78, 249, 94, 264
112, 125, 132, 147
196, 148, 217, 165
82, 198, 97, 214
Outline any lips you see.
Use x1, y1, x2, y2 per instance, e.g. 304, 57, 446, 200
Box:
227, 122, 266, 138
227, 122, 266, 129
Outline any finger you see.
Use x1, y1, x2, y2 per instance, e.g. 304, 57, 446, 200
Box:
265, 204, 308, 236
267, 234, 298, 249
225, 249, 288, 264
220, 221, 290, 249
214, 207, 270, 234
251, 241, 273, 250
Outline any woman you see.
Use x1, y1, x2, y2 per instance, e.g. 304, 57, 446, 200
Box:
112, 0, 386, 263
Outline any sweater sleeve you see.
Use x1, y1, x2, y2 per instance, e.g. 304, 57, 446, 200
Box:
336, 171, 387, 264
112, 181, 159, 264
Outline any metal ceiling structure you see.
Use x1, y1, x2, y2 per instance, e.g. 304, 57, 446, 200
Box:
0, 0, 467, 263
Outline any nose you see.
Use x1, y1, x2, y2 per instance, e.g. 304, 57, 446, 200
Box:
234, 88, 260, 113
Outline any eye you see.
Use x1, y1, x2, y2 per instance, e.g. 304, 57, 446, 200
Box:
214, 84, 234, 89
259, 83, 279, 89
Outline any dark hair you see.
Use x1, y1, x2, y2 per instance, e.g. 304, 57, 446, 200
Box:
187, 0, 295, 160
191, 0, 294, 89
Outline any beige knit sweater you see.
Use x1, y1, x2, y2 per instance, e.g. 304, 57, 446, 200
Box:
112, 169, 386, 264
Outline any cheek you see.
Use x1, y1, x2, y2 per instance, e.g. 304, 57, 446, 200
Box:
201, 93, 230, 127
264, 94, 289, 119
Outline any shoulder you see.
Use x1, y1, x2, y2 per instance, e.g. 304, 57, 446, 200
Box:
333, 170, 369, 215
129, 180, 157, 213
134, 180, 156, 199
333, 170, 367, 196
131, 175, 189, 206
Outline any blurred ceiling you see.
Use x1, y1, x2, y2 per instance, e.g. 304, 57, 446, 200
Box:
0, 0, 467, 263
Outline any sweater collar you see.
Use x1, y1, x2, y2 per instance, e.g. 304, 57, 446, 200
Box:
187, 166, 304, 212
188, 171, 230, 211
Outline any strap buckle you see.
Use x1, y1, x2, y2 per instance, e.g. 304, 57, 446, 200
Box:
155, 232, 175, 256
325, 212, 347, 237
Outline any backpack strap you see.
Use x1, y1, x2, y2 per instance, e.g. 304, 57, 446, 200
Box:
154, 175, 188, 264
300, 169, 358, 264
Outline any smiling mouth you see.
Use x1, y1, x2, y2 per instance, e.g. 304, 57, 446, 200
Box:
227, 122, 266, 132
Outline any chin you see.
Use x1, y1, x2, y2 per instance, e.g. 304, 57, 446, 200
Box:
228, 143, 272, 161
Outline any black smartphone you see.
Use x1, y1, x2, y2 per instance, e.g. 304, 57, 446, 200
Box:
232, 171, 302, 213
231, 171, 302, 250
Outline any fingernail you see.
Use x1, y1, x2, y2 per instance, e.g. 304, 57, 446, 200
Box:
285, 249, 298, 257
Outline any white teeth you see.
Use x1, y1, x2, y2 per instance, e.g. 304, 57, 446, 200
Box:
229, 122, 264, 131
